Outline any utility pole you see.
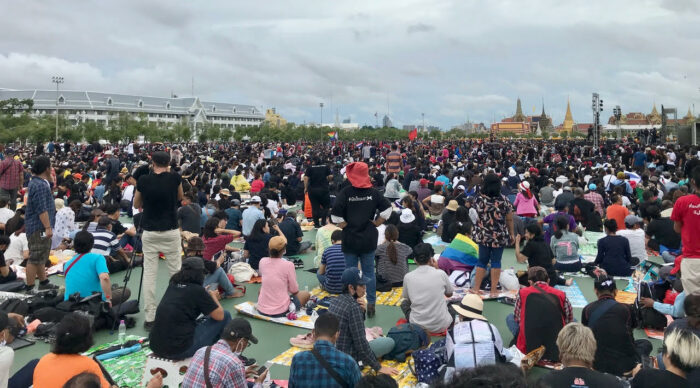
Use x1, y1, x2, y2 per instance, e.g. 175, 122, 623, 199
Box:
591, 93, 603, 150
422, 112, 425, 133
319, 102, 324, 127
613, 105, 622, 139
52, 76, 64, 141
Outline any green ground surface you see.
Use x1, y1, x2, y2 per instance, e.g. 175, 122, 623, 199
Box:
11, 225, 664, 385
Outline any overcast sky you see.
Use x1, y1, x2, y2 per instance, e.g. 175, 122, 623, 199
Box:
1, 0, 699, 129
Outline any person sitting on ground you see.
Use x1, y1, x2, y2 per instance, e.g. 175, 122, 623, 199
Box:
329, 267, 399, 376
440, 200, 459, 243
515, 223, 572, 286
595, 219, 636, 277
0, 236, 17, 284
33, 313, 111, 388
437, 221, 479, 275
52, 199, 80, 249
513, 181, 539, 218
606, 194, 630, 231
550, 215, 582, 273
397, 208, 422, 252
313, 221, 340, 268
289, 313, 362, 388
103, 204, 139, 253
185, 236, 242, 299
224, 199, 243, 232
63, 231, 126, 305
376, 225, 411, 289
422, 185, 445, 217
91, 216, 132, 274
401, 243, 454, 334
243, 218, 283, 270
182, 318, 266, 388
582, 274, 640, 376
506, 266, 574, 361
201, 216, 241, 262
664, 293, 700, 339
644, 204, 681, 263
278, 211, 311, 256
149, 257, 231, 360
256, 236, 310, 317
617, 215, 648, 263
177, 192, 202, 236
540, 202, 577, 244
631, 329, 700, 388
444, 294, 510, 381
538, 322, 625, 388
241, 196, 264, 237
4, 217, 27, 266
317, 230, 346, 294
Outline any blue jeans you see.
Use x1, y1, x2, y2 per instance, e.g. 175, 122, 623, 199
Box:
477, 245, 504, 269
9, 358, 38, 388
204, 267, 235, 297
170, 310, 232, 360
506, 313, 519, 337
344, 251, 376, 304
317, 273, 327, 288
119, 233, 142, 253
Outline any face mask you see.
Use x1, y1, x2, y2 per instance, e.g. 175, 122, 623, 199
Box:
232, 340, 244, 357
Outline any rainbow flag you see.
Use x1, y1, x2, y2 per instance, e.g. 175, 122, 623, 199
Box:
327, 131, 338, 140
439, 233, 479, 266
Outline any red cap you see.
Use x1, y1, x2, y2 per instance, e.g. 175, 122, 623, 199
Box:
345, 162, 372, 189
419, 178, 428, 187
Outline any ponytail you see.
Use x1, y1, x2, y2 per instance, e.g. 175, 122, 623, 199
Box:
554, 215, 568, 240
385, 225, 399, 265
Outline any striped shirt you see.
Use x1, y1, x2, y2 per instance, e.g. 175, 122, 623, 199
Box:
320, 244, 346, 293
91, 228, 119, 256
385, 151, 402, 174
375, 241, 411, 284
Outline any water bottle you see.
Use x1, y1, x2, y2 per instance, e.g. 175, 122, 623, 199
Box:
118, 320, 126, 344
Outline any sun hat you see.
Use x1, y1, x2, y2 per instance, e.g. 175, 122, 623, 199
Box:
445, 200, 459, 211
219, 188, 231, 197
268, 236, 287, 252
54, 199, 65, 210
453, 294, 487, 321
345, 162, 372, 188
400, 208, 416, 223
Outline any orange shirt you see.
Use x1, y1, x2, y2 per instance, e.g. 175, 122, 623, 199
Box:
33, 353, 110, 388
606, 204, 629, 231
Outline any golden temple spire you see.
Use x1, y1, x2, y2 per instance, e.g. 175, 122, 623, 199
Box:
562, 97, 574, 132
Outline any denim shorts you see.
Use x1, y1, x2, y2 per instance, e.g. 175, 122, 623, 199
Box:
477, 245, 504, 269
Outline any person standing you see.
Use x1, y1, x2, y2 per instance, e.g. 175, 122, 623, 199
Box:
0, 148, 23, 210
304, 157, 332, 228
23, 156, 58, 292
331, 162, 392, 317
133, 151, 184, 330
385, 144, 402, 175
671, 165, 700, 295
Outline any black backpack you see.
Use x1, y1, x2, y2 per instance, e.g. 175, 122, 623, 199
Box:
0, 298, 29, 315
635, 282, 668, 330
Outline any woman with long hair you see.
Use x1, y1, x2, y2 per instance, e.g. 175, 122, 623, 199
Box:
384, 173, 402, 202
376, 225, 411, 288
515, 223, 572, 286
470, 173, 515, 296
201, 216, 241, 262
550, 215, 582, 273
594, 219, 636, 277
243, 218, 283, 270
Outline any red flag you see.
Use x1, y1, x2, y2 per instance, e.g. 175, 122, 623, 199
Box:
409, 128, 417, 141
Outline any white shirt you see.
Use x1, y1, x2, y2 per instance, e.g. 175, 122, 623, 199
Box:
0, 346, 13, 388
617, 228, 648, 261
0, 209, 13, 225
122, 185, 135, 202
5, 233, 28, 264
667, 151, 676, 165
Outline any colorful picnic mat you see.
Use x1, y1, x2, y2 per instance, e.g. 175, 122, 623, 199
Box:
450, 287, 517, 301
615, 291, 637, 304
310, 287, 404, 307
234, 301, 315, 329
555, 280, 588, 308
272, 346, 418, 387
85, 336, 149, 388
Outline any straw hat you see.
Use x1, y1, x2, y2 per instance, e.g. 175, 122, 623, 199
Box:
452, 294, 487, 321
445, 200, 459, 211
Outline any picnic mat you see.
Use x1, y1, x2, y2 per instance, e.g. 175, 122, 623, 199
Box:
234, 301, 315, 329
555, 280, 588, 308
271, 347, 418, 387
85, 336, 150, 388
450, 287, 517, 301
422, 235, 449, 247
310, 287, 404, 307
615, 291, 637, 304
645, 315, 674, 340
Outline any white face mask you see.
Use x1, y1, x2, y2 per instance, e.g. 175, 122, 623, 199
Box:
232, 340, 244, 357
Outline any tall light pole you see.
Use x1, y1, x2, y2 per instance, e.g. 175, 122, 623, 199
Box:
613, 105, 622, 139
421, 112, 425, 133
52, 76, 64, 141
591, 93, 603, 149
319, 102, 324, 127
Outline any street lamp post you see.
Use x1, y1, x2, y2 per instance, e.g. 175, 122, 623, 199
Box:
319, 102, 324, 127
422, 112, 425, 133
52, 76, 64, 141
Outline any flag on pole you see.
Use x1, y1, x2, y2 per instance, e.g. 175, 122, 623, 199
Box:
409, 127, 418, 141
327, 131, 338, 140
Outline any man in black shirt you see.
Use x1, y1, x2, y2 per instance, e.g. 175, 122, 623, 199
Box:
304, 157, 332, 228
331, 162, 392, 317
278, 210, 310, 256
177, 192, 202, 235
134, 151, 184, 330
582, 274, 640, 376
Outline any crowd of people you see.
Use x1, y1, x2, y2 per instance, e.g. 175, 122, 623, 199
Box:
0, 136, 698, 387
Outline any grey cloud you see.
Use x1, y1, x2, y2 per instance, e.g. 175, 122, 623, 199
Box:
407, 23, 435, 34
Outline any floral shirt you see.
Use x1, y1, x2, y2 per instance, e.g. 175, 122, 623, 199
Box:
52, 206, 76, 248
472, 194, 514, 248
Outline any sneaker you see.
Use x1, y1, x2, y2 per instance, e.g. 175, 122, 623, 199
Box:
290, 333, 314, 349
20, 284, 35, 293
143, 321, 155, 332
38, 282, 58, 291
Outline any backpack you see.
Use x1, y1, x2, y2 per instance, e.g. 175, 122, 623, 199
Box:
447, 321, 505, 370
410, 338, 447, 384
635, 282, 668, 329
228, 262, 257, 283
385, 323, 430, 362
